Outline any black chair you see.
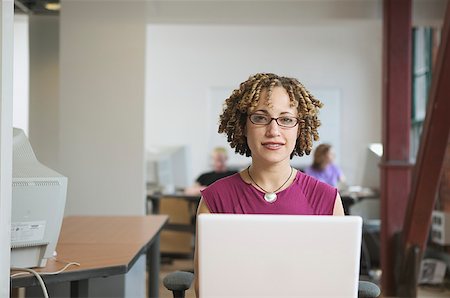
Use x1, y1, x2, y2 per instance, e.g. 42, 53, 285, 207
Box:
360, 219, 381, 280
163, 271, 381, 298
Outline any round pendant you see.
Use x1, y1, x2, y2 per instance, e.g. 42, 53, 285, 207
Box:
264, 192, 277, 203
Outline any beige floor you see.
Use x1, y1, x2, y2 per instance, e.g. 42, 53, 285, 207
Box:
417, 286, 450, 298
158, 259, 450, 298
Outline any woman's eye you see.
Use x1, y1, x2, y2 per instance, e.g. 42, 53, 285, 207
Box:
279, 117, 294, 125
252, 115, 268, 122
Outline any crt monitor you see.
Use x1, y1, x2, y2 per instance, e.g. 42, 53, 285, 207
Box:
146, 145, 191, 193
360, 143, 383, 190
11, 128, 68, 268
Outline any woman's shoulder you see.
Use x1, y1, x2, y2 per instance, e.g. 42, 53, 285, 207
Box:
294, 170, 337, 215
203, 172, 242, 192
295, 170, 335, 192
212, 172, 241, 184
200, 172, 244, 213
329, 163, 343, 174
304, 165, 322, 175
303, 166, 313, 173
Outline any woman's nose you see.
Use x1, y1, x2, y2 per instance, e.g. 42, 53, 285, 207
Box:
265, 120, 280, 137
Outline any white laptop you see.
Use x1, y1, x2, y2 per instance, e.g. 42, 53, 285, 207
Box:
198, 214, 362, 298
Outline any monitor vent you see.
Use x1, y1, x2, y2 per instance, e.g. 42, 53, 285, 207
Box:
13, 180, 60, 187
13, 181, 28, 187
34, 181, 60, 187
11, 241, 48, 249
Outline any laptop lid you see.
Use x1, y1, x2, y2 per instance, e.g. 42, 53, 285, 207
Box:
198, 214, 362, 298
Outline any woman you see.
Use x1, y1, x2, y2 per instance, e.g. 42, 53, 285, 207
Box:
305, 143, 346, 188
194, 73, 345, 296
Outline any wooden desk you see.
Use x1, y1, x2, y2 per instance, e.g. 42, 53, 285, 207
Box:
147, 193, 200, 214
11, 215, 168, 298
147, 193, 200, 232
147, 194, 200, 260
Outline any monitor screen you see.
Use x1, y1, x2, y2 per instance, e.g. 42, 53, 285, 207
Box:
361, 143, 383, 190
11, 128, 67, 268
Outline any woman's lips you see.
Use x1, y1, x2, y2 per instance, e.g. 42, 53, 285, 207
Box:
262, 142, 284, 150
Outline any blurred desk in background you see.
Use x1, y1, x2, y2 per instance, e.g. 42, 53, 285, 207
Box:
147, 193, 201, 215
147, 192, 201, 260
340, 186, 379, 216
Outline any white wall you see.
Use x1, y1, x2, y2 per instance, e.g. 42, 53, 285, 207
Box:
146, 22, 382, 185
59, 1, 147, 215
22, 0, 444, 218
0, 1, 13, 296
13, 14, 29, 135
413, 0, 447, 27
28, 15, 60, 170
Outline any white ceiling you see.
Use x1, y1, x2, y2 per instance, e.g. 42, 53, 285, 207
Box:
145, 0, 446, 27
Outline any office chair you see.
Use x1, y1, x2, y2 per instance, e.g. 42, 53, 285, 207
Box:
360, 219, 381, 281
163, 271, 381, 298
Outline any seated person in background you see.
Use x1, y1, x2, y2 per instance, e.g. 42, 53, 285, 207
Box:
304, 143, 345, 188
184, 147, 237, 196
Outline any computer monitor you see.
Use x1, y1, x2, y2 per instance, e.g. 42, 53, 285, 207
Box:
11, 128, 68, 268
146, 145, 191, 193
360, 143, 383, 190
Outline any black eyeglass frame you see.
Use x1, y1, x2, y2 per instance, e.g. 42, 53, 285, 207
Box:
248, 113, 303, 128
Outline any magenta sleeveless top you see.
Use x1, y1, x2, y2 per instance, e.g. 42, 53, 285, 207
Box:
201, 171, 337, 215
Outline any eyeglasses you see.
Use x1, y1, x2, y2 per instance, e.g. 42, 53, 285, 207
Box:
248, 113, 301, 128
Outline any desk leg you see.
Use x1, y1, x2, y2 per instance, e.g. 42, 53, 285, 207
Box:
148, 234, 161, 298
153, 200, 160, 214
71, 279, 88, 298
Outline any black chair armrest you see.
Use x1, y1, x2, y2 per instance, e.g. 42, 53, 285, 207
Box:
163, 271, 380, 298
358, 280, 381, 298
163, 271, 194, 298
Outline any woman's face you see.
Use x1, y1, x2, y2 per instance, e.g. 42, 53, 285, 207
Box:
245, 86, 299, 166
211, 151, 227, 172
326, 149, 335, 164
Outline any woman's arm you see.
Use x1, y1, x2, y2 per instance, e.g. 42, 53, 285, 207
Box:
194, 198, 211, 297
333, 192, 345, 216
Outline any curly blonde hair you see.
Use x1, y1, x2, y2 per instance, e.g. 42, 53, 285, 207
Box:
218, 73, 323, 157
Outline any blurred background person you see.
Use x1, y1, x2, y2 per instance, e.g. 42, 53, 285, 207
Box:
184, 147, 237, 196
305, 143, 346, 189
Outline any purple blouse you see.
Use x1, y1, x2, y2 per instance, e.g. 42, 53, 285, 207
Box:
201, 171, 337, 215
304, 164, 343, 187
